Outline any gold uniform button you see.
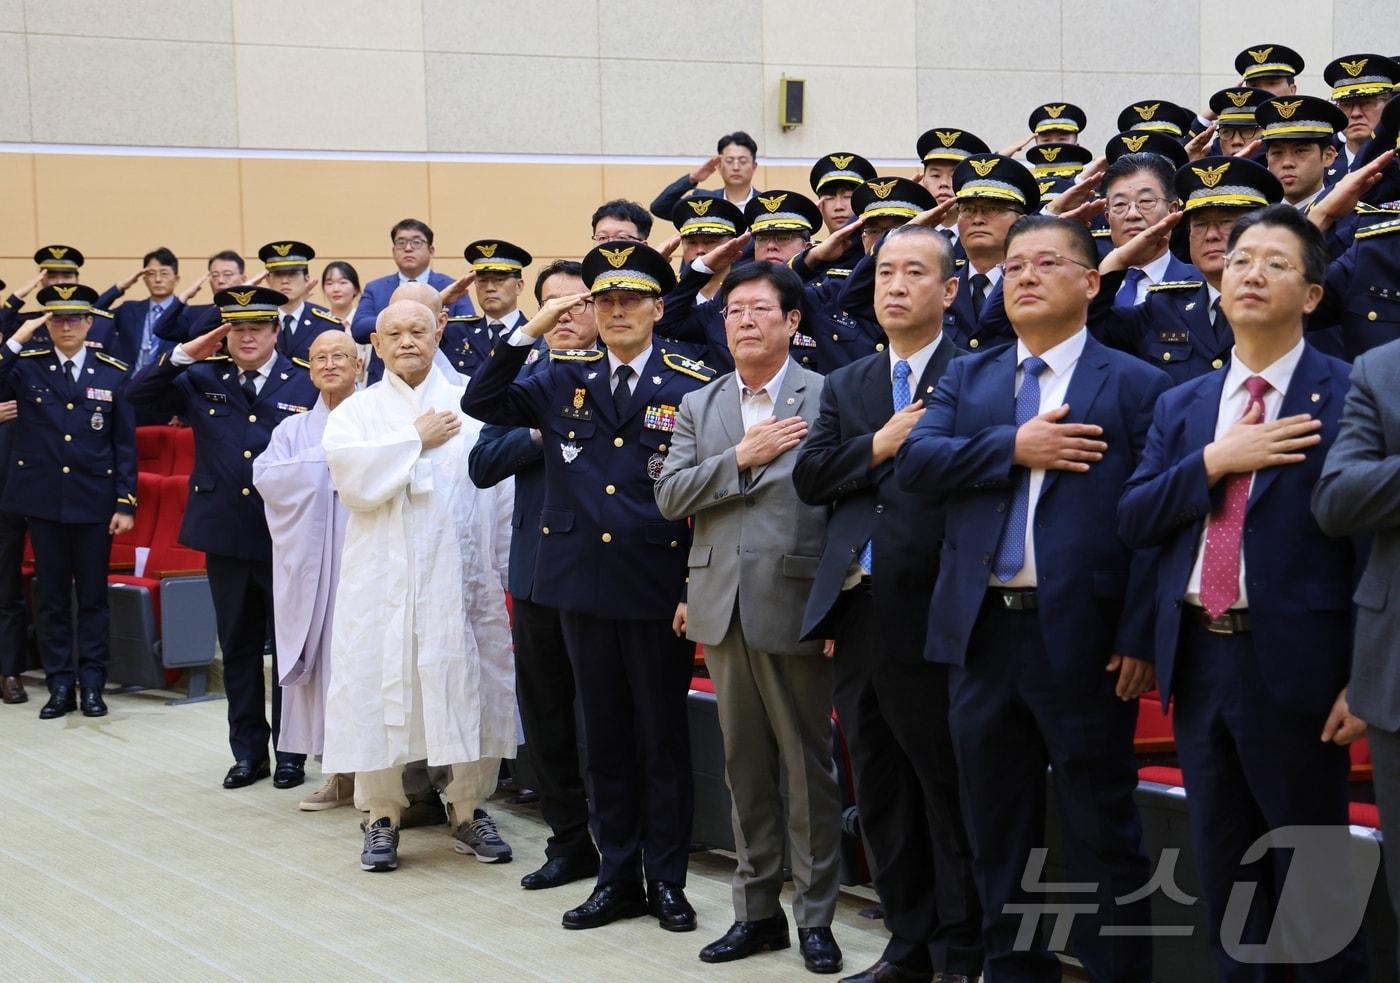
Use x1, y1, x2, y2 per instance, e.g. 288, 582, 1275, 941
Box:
613, 437, 624, 447
209, 408, 216, 415
241, 487, 251, 496
1211, 358, 1224, 369
243, 450, 252, 459
61, 466, 70, 474
567, 430, 575, 439
542, 527, 550, 535
1162, 352, 1172, 362
66, 402, 74, 410
658, 443, 667, 452
1368, 311, 1378, 321
670, 540, 679, 548
969, 339, 980, 349
832, 333, 839, 341
605, 484, 616, 495
63, 434, 72, 442
34, 397, 41, 404
876, 343, 886, 352
601, 532, 613, 543
248, 414, 257, 422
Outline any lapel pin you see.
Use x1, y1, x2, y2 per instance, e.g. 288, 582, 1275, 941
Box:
652, 375, 662, 385
587, 371, 598, 379
926, 385, 934, 393
280, 372, 289, 380
1311, 393, 1320, 402
786, 397, 795, 405
1185, 302, 1196, 311
222, 373, 230, 381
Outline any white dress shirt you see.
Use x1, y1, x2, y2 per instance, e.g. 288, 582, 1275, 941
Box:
5, 338, 89, 375
890, 334, 943, 391
279, 302, 304, 339
1184, 337, 1306, 608
171, 347, 276, 394
737, 359, 789, 431
993, 328, 1088, 588
398, 267, 434, 286
606, 345, 652, 397
1130, 249, 1176, 304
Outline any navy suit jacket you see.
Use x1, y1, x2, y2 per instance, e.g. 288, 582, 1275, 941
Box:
107, 297, 182, 366
1117, 344, 1358, 714
936, 265, 1014, 353
154, 299, 221, 344
897, 333, 1170, 680
351, 270, 476, 382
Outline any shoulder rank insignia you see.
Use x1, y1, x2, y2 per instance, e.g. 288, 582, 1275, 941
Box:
19, 348, 51, 357
94, 351, 129, 371
90, 307, 114, 320
1147, 280, 1205, 292
1355, 217, 1400, 239
548, 348, 604, 362
311, 307, 341, 323
663, 351, 716, 382
291, 356, 311, 369
448, 314, 484, 323
205, 353, 232, 361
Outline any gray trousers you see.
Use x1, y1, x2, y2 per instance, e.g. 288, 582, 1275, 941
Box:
1367, 723, 1400, 933
704, 605, 842, 927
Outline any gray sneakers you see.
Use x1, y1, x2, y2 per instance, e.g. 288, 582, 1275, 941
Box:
360, 817, 399, 872
451, 808, 513, 863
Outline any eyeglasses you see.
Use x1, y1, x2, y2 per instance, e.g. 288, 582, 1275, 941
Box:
1337, 95, 1388, 113
1107, 195, 1167, 217
549, 297, 593, 314
721, 156, 753, 166
723, 304, 780, 321
309, 352, 353, 367
392, 237, 429, 249
594, 292, 649, 311
591, 232, 644, 242
1222, 126, 1261, 140
1001, 252, 1095, 279
1188, 215, 1238, 237
959, 201, 1019, 219
1222, 250, 1305, 280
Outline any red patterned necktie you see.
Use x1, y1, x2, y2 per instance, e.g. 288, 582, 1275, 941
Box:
1198, 375, 1270, 618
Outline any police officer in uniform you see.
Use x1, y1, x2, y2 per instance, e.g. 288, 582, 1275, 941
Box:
127, 287, 317, 789
257, 240, 342, 364
1208, 87, 1271, 157
1255, 95, 1347, 211
1026, 102, 1087, 145
0, 276, 32, 706
808, 151, 877, 236
0, 285, 136, 719
443, 239, 534, 377
1324, 55, 1400, 182
1234, 43, 1306, 97
462, 242, 713, 934
1, 245, 123, 343
914, 127, 990, 259
1116, 99, 1197, 140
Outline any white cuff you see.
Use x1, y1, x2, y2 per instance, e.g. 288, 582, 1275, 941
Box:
170, 345, 196, 366
692, 258, 714, 276
506, 327, 533, 347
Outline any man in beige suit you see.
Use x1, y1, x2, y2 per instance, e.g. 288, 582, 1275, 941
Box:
655, 262, 841, 976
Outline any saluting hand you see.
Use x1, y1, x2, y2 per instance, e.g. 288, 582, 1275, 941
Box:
870, 400, 924, 466
521, 291, 591, 340
180, 322, 232, 362
439, 271, 476, 307
689, 154, 722, 185
414, 409, 461, 449
1044, 157, 1107, 224
180, 271, 211, 303
699, 231, 752, 274
657, 235, 682, 262
1309, 148, 1396, 232
908, 197, 959, 229
1100, 211, 1183, 274
1013, 403, 1107, 472
109, 512, 135, 536
1183, 123, 1217, 162
805, 218, 864, 265
1202, 403, 1321, 485
997, 133, 1035, 158
16, 273, 45, 299
734, 415, 808, 470
9, 312, 50, 347
251, 270, 270, 286
120, 267, 147, 291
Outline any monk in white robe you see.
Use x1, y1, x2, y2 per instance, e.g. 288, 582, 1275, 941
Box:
322, 300, 515, 872
252, 331, 360, 809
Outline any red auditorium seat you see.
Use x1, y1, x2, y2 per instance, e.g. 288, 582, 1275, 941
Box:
135, 425, 178, 475
109, 472, 162, 571
170, 426, 195, 475
1134, 692, 1175, 755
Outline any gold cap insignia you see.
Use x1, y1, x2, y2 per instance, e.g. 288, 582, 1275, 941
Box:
969, 158, 998, 177
53, 285, 77, 300
1273, 98, 1304, 119
1040, 147, 1062, 161
599, 245, 635, 269
271, 242, 294, 256
935, 130, 961, 147
1038, 181, 1055, 195
1122, 135, 1149, 152
1340, 58, 1369, 77
757, 193, 789, 212
47, 246, 69, 259
1043, 104, 1067, 118
229, 289, 257, 306
1134, 103, 1160, 120
1249, 46, 1274, 64
1226, 90, 1252, 107
477, 242, 498, 257
829, 154, 854, 168
688, 198, 713, 215
1192, 162, 1230, 189
868, 179, 898, 200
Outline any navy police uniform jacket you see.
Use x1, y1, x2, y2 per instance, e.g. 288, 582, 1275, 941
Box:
1096, 273, 1232, 385
0, 345, 136, 524
276, 303, 343, 364
1311, 216, 1400, 361
126, 352, 316, 561
462, 338, 715, 621
442, 312, 526, 378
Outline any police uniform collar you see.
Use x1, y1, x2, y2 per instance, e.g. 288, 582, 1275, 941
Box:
489, 310, 521, 330
280, 301, 305, 322
54, 345, 88, 374
607, 344, 653, 384
1138, 249, 1174, 287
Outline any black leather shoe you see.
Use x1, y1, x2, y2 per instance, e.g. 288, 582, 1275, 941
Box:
272, 761, 305, 789
223, 760, 271, 789
80, 688, 108, 717
799, 927, 843, 974
38, 685, 76, 719
2, 676, 26, 704
648, 880, 697, 932
840, 961, 932, 983
561, 882, 648, 929
521, 854, 600, 891
698, 912, 790, 963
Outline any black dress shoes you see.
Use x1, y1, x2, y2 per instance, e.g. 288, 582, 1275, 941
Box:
561, 881, 649, 929
521, 854, 600, 891
2, 676, 26, 704
698, 911, 790, 963
272, 761, 305, 789
798, 927, 843, 974
223, 759, 271, 789
840, 961, 932, 983
80, 688, 108, 717
648, 880, 697, 932
38, 685, 76, 719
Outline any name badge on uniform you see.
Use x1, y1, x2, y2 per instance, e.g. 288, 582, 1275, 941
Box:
644, 404, 677, 432
1157, 330, 1190, 345
792, 332, 818, 349
561, 387, 592, 420
203, 392, 228, 404
84, 387, 113, 402
90, 409, 105, 432
277, 402, 309, 414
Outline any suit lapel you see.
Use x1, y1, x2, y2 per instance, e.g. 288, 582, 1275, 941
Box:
748, 360, 805, 488
714, 374, 744, 447
860, 351, 895, 428
1186, 367, 1227, 456
254, 355, 296, 407
1039, 336, 1109, 499
1249, 345, 1331, 511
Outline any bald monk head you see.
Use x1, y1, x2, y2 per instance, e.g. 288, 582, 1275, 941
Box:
390, 281, 446, 325
308, 329, 360, 406
372, 300, 440, 387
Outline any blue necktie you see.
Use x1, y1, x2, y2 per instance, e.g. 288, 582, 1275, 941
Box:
992, 356, 1048, 582
139, 304, 162, 368
859, 360, 912, 575
1114, 267, 1146, 307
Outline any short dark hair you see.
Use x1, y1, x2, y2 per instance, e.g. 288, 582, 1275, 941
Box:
1005, 213, 1100, 270
1226, 202, 1328, 285
1265, 136, 1334, 154
207, 250, 244, 273
717, 261, 803, 314
717, 131, 758, 158
321, 260, 361, 292
390, 218, 434, 246
534, 259, 584, 304
877, 224, 958, 279
590, 199, 653, 238
143, 246, 178, 272
1103, 153, 1176, 200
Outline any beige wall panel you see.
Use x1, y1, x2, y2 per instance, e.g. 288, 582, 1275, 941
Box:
422, 0, 599, 58
917, 68, 1062, 153
33, 156, 242, 258
235, 45, 428, 152
1066, 0, 1200, 76
597, 0, 761, 63
425, 53, 602, 154
23, 0, 233, 42
1059, 72, 1202, 153
0, 155, 37, 261
763, 0, 915, 68
761, 66, 916, 161
601, 165, 687, 227
761, 164, 819, 194
239, 159, 430, 263
1333, 1, 1400, 57
599, 59, 764, 156
28, 37, 238, 147
0, 1, 22, 31
1199, 8, 1330, 80
0, 33, 32, 142
916, 0, 1062, 72
233, 0, 423, 50
427, 162, 603, 260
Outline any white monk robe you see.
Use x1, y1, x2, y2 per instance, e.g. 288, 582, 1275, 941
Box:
252, 398, 345, 756
321, 364, 515, 814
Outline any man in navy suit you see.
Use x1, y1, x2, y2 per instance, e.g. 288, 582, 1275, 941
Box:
1118, 204, 1368, 981
1099, 153, 1198, 307
351, 219, 475, 383
467, 259, 599, 892
897, 215, 1168, 982
100, 247, 183, 371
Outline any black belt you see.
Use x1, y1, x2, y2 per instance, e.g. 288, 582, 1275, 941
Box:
1184, 603, 1251, 635
987, 587, 1038, 610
